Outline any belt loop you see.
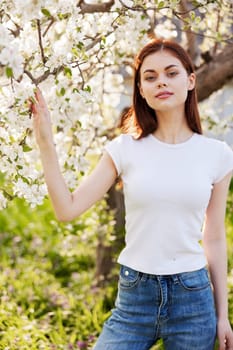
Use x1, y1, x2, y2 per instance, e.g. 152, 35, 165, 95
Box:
171, 274, 178, 283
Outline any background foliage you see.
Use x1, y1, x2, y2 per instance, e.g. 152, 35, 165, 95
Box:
0, 0, 233, 208
0, 0, 233, 349
0, 182, 232, 349
0, 195, 118, 349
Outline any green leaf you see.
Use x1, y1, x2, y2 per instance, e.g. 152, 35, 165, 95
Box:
6, 66, 13, 78
158, 1, 165, 8
100, 37, 106, 49
22, 144, 33, 152
84, 85, 91, 93
20, 175, 30, 184
60, 87, 66, 96
101, 36, 106, 45
30, 96, 37, 104
77, 41, 84, 50
195, 16, 201, 24
2, 189, 13, 201
64, 67, 72, 78
190, 11, 196, 21
41, 8, 52, 17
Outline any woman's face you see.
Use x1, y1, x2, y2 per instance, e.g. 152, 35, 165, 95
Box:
139, 50, 195, 113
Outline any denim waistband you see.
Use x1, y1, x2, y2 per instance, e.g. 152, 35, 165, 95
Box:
121, 265, 208, 283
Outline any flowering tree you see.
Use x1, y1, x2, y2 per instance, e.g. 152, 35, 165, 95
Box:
0, 0, 232, 209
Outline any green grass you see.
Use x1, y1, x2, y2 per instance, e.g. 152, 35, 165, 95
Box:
0, 197, 116, 349
0, 182, 232, 349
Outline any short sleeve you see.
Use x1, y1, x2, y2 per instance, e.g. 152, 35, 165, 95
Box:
105, 135, 124, 176
214, 142, 233, 183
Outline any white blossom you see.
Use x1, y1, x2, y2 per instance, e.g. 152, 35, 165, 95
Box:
0, 43, 24, 78
0, 0, 231, 208
0, 24, 14, 47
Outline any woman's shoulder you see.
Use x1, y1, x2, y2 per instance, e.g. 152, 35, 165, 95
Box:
107, 133, 140, 146
195, 133, 231, 150
195, 134, 233, 173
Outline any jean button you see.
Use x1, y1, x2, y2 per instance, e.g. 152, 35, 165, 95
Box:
124, 270, 129, 276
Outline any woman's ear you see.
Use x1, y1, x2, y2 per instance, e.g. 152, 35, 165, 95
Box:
188, 73, 196, 91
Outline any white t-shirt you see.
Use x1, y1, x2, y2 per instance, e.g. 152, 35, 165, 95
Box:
105, 133, 233, 275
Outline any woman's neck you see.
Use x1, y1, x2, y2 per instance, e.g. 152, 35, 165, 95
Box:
153, 110, 193, 144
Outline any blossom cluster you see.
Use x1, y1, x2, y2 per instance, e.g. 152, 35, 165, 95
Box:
0, 0, 148, 208
0, 0, 232, 208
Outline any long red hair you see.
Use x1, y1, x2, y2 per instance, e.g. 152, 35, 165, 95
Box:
121, 38, 202, 138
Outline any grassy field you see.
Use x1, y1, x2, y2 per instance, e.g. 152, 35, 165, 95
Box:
0, 182, 232, 349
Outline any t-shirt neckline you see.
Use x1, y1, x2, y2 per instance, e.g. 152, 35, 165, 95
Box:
149, 133, 197, 148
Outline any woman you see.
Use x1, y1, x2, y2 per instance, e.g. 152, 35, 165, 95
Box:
31, 39, 233, 349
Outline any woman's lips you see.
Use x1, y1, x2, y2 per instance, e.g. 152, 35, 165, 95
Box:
155, 91, 173, 99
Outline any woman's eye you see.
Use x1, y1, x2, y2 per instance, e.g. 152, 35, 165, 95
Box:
145, 76, 156, 81
168, 71, 178, 77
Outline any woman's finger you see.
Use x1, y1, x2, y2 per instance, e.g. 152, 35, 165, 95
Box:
35, 88, 47, 107
28, 98, 36, 113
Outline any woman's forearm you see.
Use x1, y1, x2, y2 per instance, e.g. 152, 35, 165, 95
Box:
38, 140, 117, 222
31, 88, 118, 222
38, 141, 74, 221
203, 235, 228, 320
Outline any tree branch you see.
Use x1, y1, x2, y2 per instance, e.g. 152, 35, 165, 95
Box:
196, 44, 233, 101
24, 66, 64, 86
43, 17, 55, 37
37, 19, 46, 64
178, 0, 201, 66
78, 0, 115, 14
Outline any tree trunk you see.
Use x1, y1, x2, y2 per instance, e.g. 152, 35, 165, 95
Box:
196, 44, 233, 102
95, 181, 125, 285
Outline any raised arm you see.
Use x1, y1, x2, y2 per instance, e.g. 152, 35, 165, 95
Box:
31, 88, 117, 221
202, 171, 233, 350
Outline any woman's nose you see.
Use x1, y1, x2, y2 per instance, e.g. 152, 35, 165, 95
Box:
157, 81, 167, 88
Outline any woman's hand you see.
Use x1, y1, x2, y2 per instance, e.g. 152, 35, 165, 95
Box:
30, 88, 54, 146
217, 318, 233, 350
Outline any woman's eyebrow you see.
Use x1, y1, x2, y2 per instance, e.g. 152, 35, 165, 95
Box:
143, 64, 179, 74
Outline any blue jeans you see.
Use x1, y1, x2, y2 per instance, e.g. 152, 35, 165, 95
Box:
93, 265, 217, 350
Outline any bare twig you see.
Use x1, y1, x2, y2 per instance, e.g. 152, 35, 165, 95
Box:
178, 0, 201, 65
174, 1, 211, 16
8, 21, 22, 37
37, 19, 46, 64
24, 66, 64, 86
175, 27, 233, 45
76, 64, 85, 89
212, 9, 221, 55
24, 70, 37, 85
43, 17, 55, 37
119, 0, 144, 11
119, 0, 170, 12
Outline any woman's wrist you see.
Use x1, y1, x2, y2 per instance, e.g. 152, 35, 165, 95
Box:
217, 312, 229, 322
37, 137, 55, 150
